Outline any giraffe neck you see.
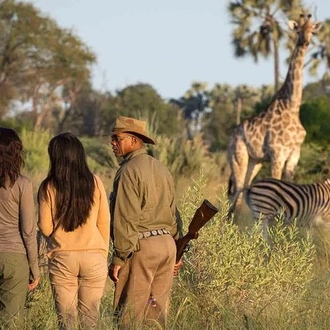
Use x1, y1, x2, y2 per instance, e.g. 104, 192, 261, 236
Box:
273, 45, 307, 106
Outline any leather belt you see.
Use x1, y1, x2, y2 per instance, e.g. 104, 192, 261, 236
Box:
138, 229, 170, 239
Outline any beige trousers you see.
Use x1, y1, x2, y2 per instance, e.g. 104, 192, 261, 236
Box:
114, 234, 176, 329
48, 250, 107, 330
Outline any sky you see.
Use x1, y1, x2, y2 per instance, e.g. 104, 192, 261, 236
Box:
25, 0, 330, 100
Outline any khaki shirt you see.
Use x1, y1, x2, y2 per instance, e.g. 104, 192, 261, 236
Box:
110, 148, 179, 266
0, 175, 40, 281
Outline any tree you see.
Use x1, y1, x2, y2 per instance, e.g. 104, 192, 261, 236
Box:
254, 84, 275, 114
232, 84, 261, 125
169, 82, 210, 139
0, 0, 96, 127
204, 83, 262, 151
101, 83, 183, 138
203, 83, 235, 151
228, 0, 304, 91
57, 84, 110, 136
300, 97, 330, 145
302, 78, 330, 102
306, 19, 330, 79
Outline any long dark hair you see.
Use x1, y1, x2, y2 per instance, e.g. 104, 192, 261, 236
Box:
39, 132, 95, 232
0, 127, 24, 188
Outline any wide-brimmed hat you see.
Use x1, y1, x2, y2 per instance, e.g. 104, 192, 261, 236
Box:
108, 116, 155, 145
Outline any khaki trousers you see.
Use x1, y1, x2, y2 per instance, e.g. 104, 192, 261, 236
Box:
48, 250, 107, 330
0, 252, 29, 329
114, 234, 176, 329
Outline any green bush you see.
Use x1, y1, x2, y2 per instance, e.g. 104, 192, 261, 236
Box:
80, 136, 119, 182
20, 128, 51, 175
150, 134, 218, 180
170, 173, 316, 329
257, 142, 330, 185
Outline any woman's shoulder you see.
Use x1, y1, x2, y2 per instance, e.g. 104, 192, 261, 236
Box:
93, 174, 101, 183
10, 175, 33, 195
16, 174, 32, 187
93, 174, 106, 188
37, 179, 55, 201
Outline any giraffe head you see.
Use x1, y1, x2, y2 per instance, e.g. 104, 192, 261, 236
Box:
288, 14, 322, 47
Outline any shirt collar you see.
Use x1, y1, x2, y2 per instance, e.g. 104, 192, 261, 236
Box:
120, 148, 147, 165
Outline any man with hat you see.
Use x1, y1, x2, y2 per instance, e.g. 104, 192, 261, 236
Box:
108, 116, 183, 329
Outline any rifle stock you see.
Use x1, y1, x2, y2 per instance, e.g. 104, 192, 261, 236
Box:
176, 199, 218, 263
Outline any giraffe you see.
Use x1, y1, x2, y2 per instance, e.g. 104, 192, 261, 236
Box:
227, 14, 322, 219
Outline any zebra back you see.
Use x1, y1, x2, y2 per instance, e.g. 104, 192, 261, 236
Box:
244, 178, 330, 226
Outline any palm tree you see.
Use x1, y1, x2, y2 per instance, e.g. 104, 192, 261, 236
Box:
169, 81, 209, 139
227, 0, 304, 92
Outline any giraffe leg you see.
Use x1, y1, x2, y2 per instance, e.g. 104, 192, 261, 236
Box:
283, 147, 302, 181
227, 134, 249, 219
271, 156, 286, 179
245, 160, 262, 187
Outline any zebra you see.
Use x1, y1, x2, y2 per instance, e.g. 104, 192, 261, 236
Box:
244, 177, 330, 239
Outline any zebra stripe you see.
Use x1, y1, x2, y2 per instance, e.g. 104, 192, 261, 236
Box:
244, 177, 330, 227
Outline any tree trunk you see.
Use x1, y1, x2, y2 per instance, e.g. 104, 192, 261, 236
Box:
235, 97, 242, 125
34, 103, 52, 128
57, 84, 82, 133
32, 81, 44, 127
273, 36, 280, 92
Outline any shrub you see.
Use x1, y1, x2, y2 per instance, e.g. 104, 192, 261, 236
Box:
170, 172, 316, 329
20, 128, 51, 175
150, 134, 218, 180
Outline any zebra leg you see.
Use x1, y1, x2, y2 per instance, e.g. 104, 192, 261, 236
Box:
261, 218, 271, 243
260, 214, 277, 245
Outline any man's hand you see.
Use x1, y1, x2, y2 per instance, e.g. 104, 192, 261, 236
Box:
108, 263, 121, 283
28, 277, 40, 291
174, 259, 183, 276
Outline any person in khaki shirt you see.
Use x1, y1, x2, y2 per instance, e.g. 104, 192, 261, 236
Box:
38, 132, 110, 330
108, 116, 183, 329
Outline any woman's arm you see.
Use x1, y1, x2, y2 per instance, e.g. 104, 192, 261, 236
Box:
20, 179, 40, 282
37, 183, 54, 237
95, 176, 110, 249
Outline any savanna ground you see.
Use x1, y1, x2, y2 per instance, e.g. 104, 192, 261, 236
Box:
3, 129, 330, 330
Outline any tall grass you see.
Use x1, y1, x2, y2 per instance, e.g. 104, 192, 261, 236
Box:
20, 128, 51, 185
7, 131, 330, 329
151, 134, 216, 179
22, 171, 329, 330
168, 173, 316, 330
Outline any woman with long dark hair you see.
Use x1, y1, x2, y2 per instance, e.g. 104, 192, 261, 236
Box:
0, 127, 40, 327
38, 132, 110, 330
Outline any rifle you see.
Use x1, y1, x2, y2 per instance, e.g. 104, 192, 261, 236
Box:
176, 199, 219, 263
